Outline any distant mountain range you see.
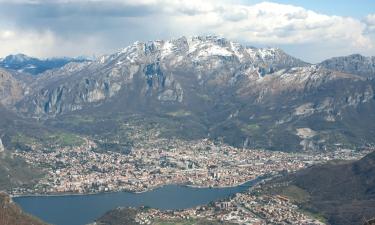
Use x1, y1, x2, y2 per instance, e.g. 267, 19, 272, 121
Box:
0, 35, 374, 153
0, 53, 89, 75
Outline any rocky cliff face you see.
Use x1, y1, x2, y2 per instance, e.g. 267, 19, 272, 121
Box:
0, 69, 27, 107
0, 193, 47, 225
2, 36, 375, 151
16, 36, 308, 117
320, 54, 375, 78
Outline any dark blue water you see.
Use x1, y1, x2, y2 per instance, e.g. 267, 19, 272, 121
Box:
14, 179, 258, 225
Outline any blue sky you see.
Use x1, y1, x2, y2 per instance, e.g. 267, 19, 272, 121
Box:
0, 0, 374, 63
243, 0, 375, 18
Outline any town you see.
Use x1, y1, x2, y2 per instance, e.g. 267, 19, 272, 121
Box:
134, 190, 325, 225
12, 136, 370, 195
9, 135, 373, 225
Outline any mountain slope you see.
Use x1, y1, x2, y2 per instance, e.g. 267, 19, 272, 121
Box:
261, 151, 375, 225
0, 69, 26, 106
0, 105, 47, 191
0, 193, 47, 225
17, 36, 308, 116
0, 152, 45, 192
11, 36, 375, 152
320, 54, 375, 78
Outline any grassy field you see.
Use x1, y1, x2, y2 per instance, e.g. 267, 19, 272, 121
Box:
279, 184, 310, 203
9, 130, 84, 152
46, 132, 84, 147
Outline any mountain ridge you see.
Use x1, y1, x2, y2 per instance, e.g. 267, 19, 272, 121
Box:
0, 53, 89, 75
260, 150, 375, 225
1, 35, 375, 152
319, 54, 375, 78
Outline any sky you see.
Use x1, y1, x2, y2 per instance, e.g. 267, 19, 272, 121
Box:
0, 0, 374, 63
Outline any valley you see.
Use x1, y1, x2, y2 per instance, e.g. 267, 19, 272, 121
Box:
1, 0, 375, 223
10, 136, 370, 195
0, 35, 374, 225
2, 36, 375, 153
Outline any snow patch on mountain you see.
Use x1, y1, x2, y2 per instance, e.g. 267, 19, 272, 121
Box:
0, 138, 4, 153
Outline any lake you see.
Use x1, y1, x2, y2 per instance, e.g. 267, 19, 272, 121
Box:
14, 179, 258, 225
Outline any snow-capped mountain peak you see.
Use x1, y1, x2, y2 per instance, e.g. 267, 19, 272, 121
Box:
0, 53, 90, 75
3, 53, 33, 63
102, 35, 307, 71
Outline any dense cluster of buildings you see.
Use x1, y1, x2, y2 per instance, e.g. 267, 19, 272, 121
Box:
11, 136, 370, 195
134, 191, 325, 225
9, 130, 372, 224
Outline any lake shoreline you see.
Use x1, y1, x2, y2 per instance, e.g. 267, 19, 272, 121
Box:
11, 177, 262, 199
13, 178, 262, 225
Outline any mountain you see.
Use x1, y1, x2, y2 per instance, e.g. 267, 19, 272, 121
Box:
0, 151, 45, 191
17, 36, 308, 116
0, 53, 89, 75
261, 150, 375, 225
0, 193, 47, 225
2, 35, 372, 152
0, 105, 48, 191
0, 69, 27, 106
95, 208, 142, 225
320, 54, 375, 78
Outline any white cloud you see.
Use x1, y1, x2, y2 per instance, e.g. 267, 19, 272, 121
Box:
159, 1, 373, 48
0, 28, 106, 58
0, 0, 374, 62
160, 1, 375, 61
0, 29, 55, 57
364, 14, 375, 33
0, 30, 15, 39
